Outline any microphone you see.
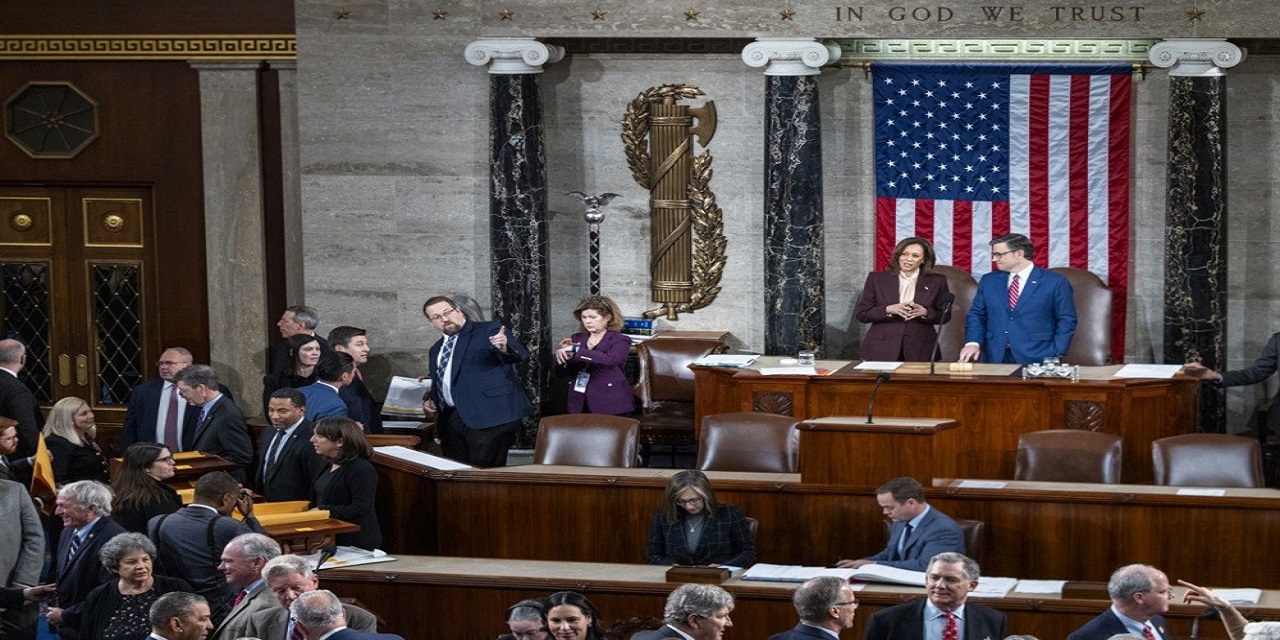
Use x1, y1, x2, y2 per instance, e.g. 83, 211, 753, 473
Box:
929, 293, 957, 376
866, 372, 892, 424
315, 541, 338, 571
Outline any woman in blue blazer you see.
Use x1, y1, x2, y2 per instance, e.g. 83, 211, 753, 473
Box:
554, 296, 636, 415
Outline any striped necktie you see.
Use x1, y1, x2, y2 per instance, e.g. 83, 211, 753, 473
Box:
1008, 274, 1022, 309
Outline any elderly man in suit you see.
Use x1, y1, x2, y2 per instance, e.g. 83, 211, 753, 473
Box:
149, 592, 215, 640
633, 584, 735, 640
959, 233, 1077, 364
329, 326, 383, 434
246, 555, 378, 639
122, 347, 235, 451
0, 339, 43, 460
769, 576, 858, 639
45, 480, 127, 635
1068, 564, 1173, 640
837, 477, 965, 572
173, 365, 253, 481
421, 295, 533, 468
209, 533, 281, 640
864, 552, 1007, 640
0, 478, 44, 639
257, 388, 327, 502
290, 590, 403, 640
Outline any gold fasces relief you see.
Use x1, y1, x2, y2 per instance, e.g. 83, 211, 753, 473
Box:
621, 84, 727, 320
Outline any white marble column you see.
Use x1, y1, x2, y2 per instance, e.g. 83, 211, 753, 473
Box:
271, 61, 305, 306
190, 60, 268, 413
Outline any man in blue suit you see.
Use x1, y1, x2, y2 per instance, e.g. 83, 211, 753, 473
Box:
422, 296, 533, 468
329, 326, 383, 434
290, 589, 404, 640
959, 233, 1077, 364
1068, 564, 1173, 640
768, 576, 858, 639
298, 352, 355, 423
837, 477, 965, 572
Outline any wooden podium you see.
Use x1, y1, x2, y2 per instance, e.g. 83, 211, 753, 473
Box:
797, 417, 958, 485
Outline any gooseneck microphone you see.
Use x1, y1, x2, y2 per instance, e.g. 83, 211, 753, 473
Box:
866, 371, 892, 424
929, 292, 957, 376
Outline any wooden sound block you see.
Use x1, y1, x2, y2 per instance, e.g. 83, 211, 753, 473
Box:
948, 362, 974, 372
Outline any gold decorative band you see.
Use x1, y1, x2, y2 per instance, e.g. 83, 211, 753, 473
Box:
0, 35, 296, 61
651, 280, 693, 290
650, 116, 693, 126
650, 200, 690, 209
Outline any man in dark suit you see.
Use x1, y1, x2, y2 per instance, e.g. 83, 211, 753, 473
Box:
1068, 564, 1173, 640
290, 589, 404, 640
633, 584, 735, 640
257, 388, 326, 503
297, 352, 354, 423
837, 477, 965, 572
959, 233, 1077, 364
329, 326, 383, 434
0, 339, 43, 460
864, 552, 1007, 640
769, 575, 858, 639
149, 592, 215, 640
247, 554, 378, 639
45, 480, 127, 636
271, 305, 329, 374
174, 365, 253, 481
0, 420, 34, 484
422, 295, 533, 468
121, 347, 231, 451
1185, 332, 1280, 434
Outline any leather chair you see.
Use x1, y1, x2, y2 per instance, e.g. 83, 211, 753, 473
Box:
1015, 429, 1123, 484
931, 265, 978, 362
1152, 433, 1265, 488
533, 414, 640, 468
1048, 267, 1113, 366
635, 338, 729, 464
955, 518, 985, 563
696, 412, 800, 473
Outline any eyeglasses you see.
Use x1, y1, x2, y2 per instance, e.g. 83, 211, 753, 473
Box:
156, 360, 188, 367
1144, 588, 1176, 597
675, 497, 705, 507
427, 307, 457, 322
834, 600, 858, 607
990, 250, 1015, 259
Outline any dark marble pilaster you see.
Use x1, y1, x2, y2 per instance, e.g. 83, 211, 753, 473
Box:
743, 39, 839, 357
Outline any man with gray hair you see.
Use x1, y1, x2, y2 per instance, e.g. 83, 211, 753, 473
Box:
0, 339, 42, 459
210, 532, 282, 640
633, 583, 735, 640
149, 591, 214, 640
769, 575, 858, 639
246, 554, 378, 639
273, 305, 329, 373
290, 589, 403, 640
1068, 564, 1172, 640
173, 364, 253, 479
864, 552, 1007, 640
46, 480, 126, 634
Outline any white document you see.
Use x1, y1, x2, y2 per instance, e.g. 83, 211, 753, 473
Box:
854, 361, 904, 371
970, 576, 1018, 598
1015, 579, 1067, 595
301, 546, 397, 571
1113, 364, 1183, 379
957, 480, 1008, 489
741, 563, 857, 583
758, 366, 818, 376
383, 376, 432, 414
374, 445, 472, 471
1176, 488, 1226, 497
693, 354, 760, 367
1215, 588, 1263, 605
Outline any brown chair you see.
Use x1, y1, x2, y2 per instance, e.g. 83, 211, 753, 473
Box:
533, 414, 640, 468
1015, 429, 1123, 484
634, 338, 729, 464
1152, 433, 1265, 488
695, 412, 800, 473
932, 265, 978, 362
955, 518, 985, 563
1049, 267, 1113, 366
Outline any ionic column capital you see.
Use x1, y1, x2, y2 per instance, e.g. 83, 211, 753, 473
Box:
742, 38, 840, 76
464, 38, 564, 74
1149, 38, 1245, 77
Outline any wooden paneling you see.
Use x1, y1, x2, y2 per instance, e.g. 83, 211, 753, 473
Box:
0, 1, 294, 35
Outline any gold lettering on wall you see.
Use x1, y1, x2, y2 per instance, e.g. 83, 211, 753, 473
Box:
830, 5, 1146, 24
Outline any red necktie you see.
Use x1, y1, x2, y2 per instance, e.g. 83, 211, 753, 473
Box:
289, 620, 306, 640
163, 383, 180, 451
1008, 274, 1021, 309
232, 589, 246, 608
1143, 626, 1157, 640
942, 611, 958, 640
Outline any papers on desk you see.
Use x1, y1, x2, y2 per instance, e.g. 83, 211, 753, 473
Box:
1216, 588, 1263, 605
301, 546, 396, 571
1113, 364, 1183, 379
854, 361, 904, 371
1176, 488, 1226, 497
956, 480, 1008, 489
693, 354, 760, 368
970, 576, 1018, 598
1015, 579, 1067, 595
374, 445, 472, 471
741, 563, 927, 587
382, 376, 431, 415
758, 366, 818, 376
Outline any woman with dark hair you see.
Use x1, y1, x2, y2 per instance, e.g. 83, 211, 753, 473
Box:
310, 417, 381, 550
111, 442, 181, 533
499, 598, 550, 640
553, 295, 634, 415
855, 236, 952, 361
261, 333, 323, 415
79, 532, 192, 640
42, 396, 110, 485
645, 469, 755, 568
545, 591, 606, 640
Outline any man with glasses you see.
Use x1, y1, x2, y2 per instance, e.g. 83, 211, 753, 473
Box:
1068, 564, 1172, 640
173, 365, 253, 481
122, 347, 233, 451
769, 575, 857, 639
958, 232, 1076, 364
864, 552, 1007, 640
633, 583, 734, 640
421, 295, 533, 467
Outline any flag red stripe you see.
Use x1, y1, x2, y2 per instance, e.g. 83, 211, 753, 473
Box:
1068, 74, 1092, 269
1027, 75, 1051, 266
953, 201, 973, 273
915, 199, 935, 242
1108, 74, 1132, 363
876, 197, 898, 269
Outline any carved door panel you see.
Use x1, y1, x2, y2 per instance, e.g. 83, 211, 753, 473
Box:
0, 185, 155, 425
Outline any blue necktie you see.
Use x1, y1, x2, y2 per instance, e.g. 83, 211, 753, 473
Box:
897, 523, 914, 558
438, 335, 457, 406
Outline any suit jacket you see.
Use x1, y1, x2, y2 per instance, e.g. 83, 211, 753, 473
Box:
1066, 609, 1170, 640
645, 503, 756, 567
247, 603, 378, 639
112, 478, 183, 533
863, 599, 1007, 640
79, 574, 191, 640
183, 395, 253, 481
313, 457, 382, 550
52, 516, 126, 628
856, 270, 953, 361
864, 506, 965, 572
1220, 332, 1280, 431
148, 505, 260, 623
964, 266, 1076, 364
122, 378, 233, 450
299, 382, 348, 422
556, 330, 636, 415
326, 628, 405, 640
255, 419, 327, 503
632, 625, 685, 640
261, 370, 317, 419
0, 369, 42, 459
44, 435, 110, 485
769, 623, 838, 640
0, 480, 43, 588
428, 320, 533, 430
340, 375, 384, 434
211, 580, 278, 640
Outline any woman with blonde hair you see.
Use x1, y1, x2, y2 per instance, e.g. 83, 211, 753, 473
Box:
43, 396, 109, 485
554, 295, 635, 415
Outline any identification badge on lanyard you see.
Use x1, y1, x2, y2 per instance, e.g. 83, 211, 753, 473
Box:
573, 371, 590, 393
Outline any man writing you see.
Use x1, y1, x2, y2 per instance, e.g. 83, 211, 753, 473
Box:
836, 477, 964, 572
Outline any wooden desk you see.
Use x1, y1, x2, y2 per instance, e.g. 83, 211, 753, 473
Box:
693, 360, 1200, 483
260, 518, 360, 555
321, 556, 1269, 639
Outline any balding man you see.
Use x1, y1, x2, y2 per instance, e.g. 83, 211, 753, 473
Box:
769, 575, 858, 639
246, 555, 377, 639
149, 592, 214, 640
1068, 564, 1173, 640
0, 339, 42, 460
210, 533, 281, 640
290, 590, 403, 640
633, 584, 734, 640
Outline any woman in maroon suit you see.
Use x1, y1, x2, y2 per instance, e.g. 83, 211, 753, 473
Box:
554, 295, 635, 415
856, 237, 952, 361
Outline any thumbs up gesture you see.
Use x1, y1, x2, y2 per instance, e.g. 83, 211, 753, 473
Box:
489, 326, 509, 352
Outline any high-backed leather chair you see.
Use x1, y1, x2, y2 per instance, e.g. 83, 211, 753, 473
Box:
533, 414, 640, 468
696, 412, 800, 473
1048, 267, 1113, 366
1152, 433, 1265, 488
1015, 429, 1123, 484
931, 265, 978, 362
635, 338, 729, 461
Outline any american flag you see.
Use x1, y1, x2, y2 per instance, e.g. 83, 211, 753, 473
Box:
872, 62, 1132, 362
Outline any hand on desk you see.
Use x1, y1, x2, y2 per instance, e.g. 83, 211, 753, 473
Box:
835, 559, 873, 569
1182, 363, 1222, 382
958, 345, 982, 363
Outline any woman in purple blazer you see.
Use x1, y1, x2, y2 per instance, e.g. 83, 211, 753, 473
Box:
554, 296, 636, 415
855, 236, 952, 361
